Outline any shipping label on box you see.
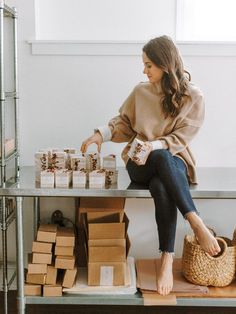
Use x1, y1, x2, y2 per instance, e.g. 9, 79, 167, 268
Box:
32, 241, 52, 254
88, 261, 126, 286
24, 284, 42, 296
62, 267, 77, 288
36, 224, 57, 243
55, 169, 72, 188
56, 227, 75, 247
45, 266, 57, 285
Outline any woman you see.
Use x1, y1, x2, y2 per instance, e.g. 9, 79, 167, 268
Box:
81, 35, 220, 295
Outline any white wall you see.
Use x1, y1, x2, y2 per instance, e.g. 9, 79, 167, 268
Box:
2, 0, 236, 265
34, 0, 175, 40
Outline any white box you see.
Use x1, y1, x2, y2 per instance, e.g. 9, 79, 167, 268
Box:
50, 151, 67, 170
89, 170, 106, 188
103, 154, 116, 170
105, 170, 118, 185
35, 152, 49, 182
73, 170, 87, 188
55, 169, 72, 188
40, 170, 55, 188
70, 154, 87, 171
86, 152, 101, 171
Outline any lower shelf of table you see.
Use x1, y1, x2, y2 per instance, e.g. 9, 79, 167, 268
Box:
24, 293, 236, 307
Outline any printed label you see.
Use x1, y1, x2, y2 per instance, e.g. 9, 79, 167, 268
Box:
100, 266, 114, 286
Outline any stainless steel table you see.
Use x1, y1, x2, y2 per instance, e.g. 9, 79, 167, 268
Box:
1, 166, 236, 314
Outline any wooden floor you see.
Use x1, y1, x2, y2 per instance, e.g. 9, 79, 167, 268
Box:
1, 291, 236, 314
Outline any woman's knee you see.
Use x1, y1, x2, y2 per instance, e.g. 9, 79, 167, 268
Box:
148, 149, 172, 166
149, 176, 168, 199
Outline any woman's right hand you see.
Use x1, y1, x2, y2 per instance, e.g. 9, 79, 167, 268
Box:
80, 132, 103, 153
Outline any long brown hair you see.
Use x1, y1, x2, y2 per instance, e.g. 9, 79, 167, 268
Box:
143, 35, 190, 117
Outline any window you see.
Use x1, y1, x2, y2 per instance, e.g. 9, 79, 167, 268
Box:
176, 0, 236, 41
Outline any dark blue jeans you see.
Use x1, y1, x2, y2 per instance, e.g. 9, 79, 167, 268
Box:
126, 149, 198, 253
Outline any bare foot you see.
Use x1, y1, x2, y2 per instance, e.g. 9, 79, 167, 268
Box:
186, 212, 221, 256
157, 252, 173, 296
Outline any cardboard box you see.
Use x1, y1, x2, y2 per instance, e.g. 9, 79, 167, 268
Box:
32, 241, 52, 254
79, 197, 125, 210
37, 224, 57, 243
45, 266, 57, 285
86, 211, 123, 223
88, 238, 126, 247
24, 284, 42, 296
62, 268, 77, 288
26, 273, 46, 285
55, 255, 75, 270
56, 227, 75, 247
88, 261, 126, 286
32, 252, 52, 265
28, 263, 47, 274
88, 246, 126, 262
76, 198, 125, 266
55, 245, 74, 256
43, 284, 62, 297
85, 213, 129, 240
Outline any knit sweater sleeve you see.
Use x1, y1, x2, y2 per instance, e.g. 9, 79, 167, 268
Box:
157, 93, 205, 155
108, 89, 136, 143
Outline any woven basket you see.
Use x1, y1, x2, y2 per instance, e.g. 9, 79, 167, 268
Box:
182, 235, 236, 287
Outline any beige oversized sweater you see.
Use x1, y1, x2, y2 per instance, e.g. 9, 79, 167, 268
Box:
101, 82, 205, 184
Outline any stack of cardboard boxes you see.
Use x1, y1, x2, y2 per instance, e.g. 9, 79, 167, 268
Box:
24, 224, 77, 296
77, 197, 130, 286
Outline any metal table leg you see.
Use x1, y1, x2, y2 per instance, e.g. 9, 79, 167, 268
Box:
16, 196, 25, 314
1, 196, 8, 314
33, 196, 40, 238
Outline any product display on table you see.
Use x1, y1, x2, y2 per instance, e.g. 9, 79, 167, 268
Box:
34, 147, 118, 188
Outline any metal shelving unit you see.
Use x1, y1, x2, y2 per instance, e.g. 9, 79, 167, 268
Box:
0, 1, 19, 313
1, 166, 236, 313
